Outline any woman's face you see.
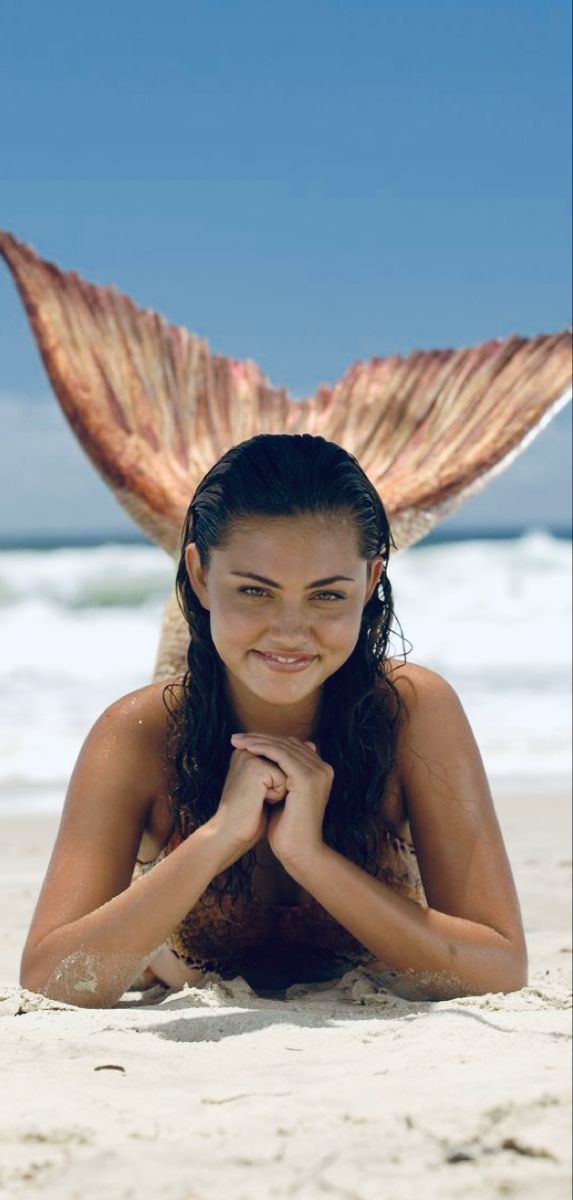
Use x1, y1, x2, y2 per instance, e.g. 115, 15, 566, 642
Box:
185, 512, 384, 733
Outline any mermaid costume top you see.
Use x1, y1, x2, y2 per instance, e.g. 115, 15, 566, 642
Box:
131, 819, 428, 986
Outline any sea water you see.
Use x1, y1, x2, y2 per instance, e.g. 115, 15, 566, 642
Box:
0, 530, 570, 813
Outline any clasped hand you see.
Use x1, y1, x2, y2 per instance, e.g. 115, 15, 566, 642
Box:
229, 731, 334, 867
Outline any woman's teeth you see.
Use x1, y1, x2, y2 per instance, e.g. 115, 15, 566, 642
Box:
267, 655, 301, 663
256, 651, 315, 668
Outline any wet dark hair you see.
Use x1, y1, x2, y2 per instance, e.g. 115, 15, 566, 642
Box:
162, 432, 410, 908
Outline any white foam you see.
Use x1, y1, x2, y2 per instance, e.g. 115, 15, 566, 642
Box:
0, 534, 570, 808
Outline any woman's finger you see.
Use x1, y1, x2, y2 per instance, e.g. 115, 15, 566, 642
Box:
266, 787, 287, 799
231, 733, 314, 760
230, 735, 308, 776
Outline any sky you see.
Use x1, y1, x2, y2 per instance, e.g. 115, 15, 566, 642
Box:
0, 0, 571, 540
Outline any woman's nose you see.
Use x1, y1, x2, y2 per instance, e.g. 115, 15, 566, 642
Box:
268, 609, 311, 636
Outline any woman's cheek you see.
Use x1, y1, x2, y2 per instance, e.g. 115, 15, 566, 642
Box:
324, 607, 359, 634
216, 601, 259, 641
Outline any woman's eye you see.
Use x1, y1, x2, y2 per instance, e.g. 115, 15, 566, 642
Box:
237, 588, 345, 604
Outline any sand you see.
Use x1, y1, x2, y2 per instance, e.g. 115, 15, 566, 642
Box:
0, 782, 571, 1200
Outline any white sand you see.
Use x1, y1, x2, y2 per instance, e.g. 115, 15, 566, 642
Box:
0, 784, 571, 1199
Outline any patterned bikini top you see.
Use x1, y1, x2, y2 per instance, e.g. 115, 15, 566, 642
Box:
131, 821, 428, 972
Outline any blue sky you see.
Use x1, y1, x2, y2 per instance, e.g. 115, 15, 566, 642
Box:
0, 0, 571, 538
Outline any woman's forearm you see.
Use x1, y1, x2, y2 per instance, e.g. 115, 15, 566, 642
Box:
285, 844, 528, 1000
20, 821, 232, 1008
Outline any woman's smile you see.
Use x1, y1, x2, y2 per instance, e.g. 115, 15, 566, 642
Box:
252, 650, 318, 673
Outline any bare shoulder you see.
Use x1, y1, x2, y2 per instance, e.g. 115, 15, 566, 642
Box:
382, 657, 527, 960
112, 672, 183, 720
61, 673, 185, 823
382, 656, 480, 782
383, 656, 455, 710
379, 657, 461, 815
116, 675, 185, 857
109, 674, 183, 749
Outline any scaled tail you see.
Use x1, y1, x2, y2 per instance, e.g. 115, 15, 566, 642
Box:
1, 229, 571, 680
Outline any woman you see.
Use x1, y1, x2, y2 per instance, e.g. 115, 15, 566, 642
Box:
19, 434, 528, 1007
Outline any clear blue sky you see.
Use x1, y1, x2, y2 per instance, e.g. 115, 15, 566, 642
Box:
0, 0, 571, 538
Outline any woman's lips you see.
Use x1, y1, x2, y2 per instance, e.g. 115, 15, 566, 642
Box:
253, 651, 316, 673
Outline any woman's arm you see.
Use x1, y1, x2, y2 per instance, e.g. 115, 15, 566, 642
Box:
284, 844, 526, 1000
281, 664, 528, 1000
20, 688, 233, 1008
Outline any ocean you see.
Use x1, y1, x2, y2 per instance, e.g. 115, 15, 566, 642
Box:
0, 529, 570, 813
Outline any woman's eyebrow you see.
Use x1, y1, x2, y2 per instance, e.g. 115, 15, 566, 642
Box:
229, 571, 356, 588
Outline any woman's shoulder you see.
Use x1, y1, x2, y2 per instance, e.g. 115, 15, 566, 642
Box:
382, 657, 458, 723
383, 657, 476, 795
102, 673, 180, 719
380, 659, 462, 830
100, 675, 185, 766
384, 656, 452, 692
102, 676, 185, 863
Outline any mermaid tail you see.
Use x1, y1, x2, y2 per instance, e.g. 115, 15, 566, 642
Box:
1, 229, 571, 680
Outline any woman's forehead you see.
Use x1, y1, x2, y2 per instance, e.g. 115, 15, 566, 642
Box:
219, 513, 360, 553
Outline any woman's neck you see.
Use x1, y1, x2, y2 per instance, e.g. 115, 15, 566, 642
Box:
224, 674, 322, 741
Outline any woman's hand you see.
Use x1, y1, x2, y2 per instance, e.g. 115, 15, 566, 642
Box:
208, 747, 288, 869
229, 732, 334, 868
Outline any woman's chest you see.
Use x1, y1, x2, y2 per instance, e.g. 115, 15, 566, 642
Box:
241, 761, 408, 908
139, 760, 408, 907
251, 842, 305, 905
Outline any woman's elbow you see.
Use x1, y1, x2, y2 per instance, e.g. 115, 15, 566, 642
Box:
503, 940, 529, 994
466, 947, 529, 1000
395, 947, 529, 1002
506, 956, 529, 994
19, 952, 120, 1010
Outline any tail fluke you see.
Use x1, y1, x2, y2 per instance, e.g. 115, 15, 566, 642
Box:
1, 228, 570, 679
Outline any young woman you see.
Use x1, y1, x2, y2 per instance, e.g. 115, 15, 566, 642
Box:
20, 434, 528, 1007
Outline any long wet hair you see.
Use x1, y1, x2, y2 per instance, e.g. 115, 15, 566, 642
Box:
162, 433, 410, 907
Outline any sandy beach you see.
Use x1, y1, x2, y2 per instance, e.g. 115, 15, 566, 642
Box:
0, 781, 571, 1200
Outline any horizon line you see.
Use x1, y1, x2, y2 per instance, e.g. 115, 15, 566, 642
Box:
0, 522, 570, 552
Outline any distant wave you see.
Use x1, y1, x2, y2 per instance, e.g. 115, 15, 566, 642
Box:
0, 531, 570, 805
0, 544, 175, 608
0, 527, 569, 611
